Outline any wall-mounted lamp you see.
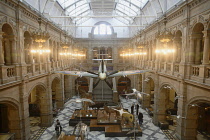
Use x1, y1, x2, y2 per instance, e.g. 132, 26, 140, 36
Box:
144, 78, 150, 82
164, 85, 171, 89
177, 115, 186, 119
189, 104, 201, 107
174, 95, 184, 100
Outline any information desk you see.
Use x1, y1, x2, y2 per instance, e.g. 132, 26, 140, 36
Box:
59, 135, 76, 140
90, 119, 142, 137
69, 109, 97, 126
0, 133, 15, 140
97, 110, 120, 125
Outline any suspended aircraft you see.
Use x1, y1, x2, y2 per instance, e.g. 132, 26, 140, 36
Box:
55, 59, 149, 81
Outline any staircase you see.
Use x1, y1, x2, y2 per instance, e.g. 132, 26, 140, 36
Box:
92, 80, 113, 102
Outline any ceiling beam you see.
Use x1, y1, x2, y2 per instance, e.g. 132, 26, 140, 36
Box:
62, 25, 146, 27
51, 15, 156, 18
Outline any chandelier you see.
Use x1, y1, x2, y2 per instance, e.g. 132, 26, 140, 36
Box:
159, 31, 173, 43
31, 0, 50, 54
32, 21, 50, 43
60, 45, 71, 56
155, 30, 175, 54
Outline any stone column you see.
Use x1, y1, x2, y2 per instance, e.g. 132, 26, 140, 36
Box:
112, 77, 118, 103
177, 41, 182, 63
172, 38, 178, 63
88, 77, 93, 93
24, 38, 29, 64
56, 75, 64, 109
195, 38, 202, 65
64, 75, 71, 99
148, 47, 151, 61
189, 36, 195, 64
155, 39, 160, 70
8, 107, 22, 140
202, 30, 210, 65
152, 75, 160, 125
182, 106, 198, 140
29, 40, 33, 64
55, 46, 58, 61
19, 81, 31, 140
4, 38, 11, 65
0, 32, 5, 65
10, 37, 18, 65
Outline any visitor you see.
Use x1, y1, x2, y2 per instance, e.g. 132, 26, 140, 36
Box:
55, 119, 62, 135
136, 103, 140, 115
131, 104, 134, 114
138, 112, 143, 125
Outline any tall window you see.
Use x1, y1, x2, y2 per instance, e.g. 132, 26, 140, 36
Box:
94, 24, 112, 35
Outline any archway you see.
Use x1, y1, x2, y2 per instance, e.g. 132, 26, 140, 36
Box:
0, 102, 21, 139
117, 76, 131, 94
51, 77, 64, 110
157, 84, 178, 127
93, 47, 98, 63
174, 30, 182, 63
144, 77, 155, 106
185, 100, 210, 139
191, 23, 204, 65
75, 77, 89, 97
24, 31, 32, 64
2, 23, 16, 65
160, 85, 178, 115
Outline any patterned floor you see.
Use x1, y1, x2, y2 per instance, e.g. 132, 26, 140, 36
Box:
31, 97, 173, 140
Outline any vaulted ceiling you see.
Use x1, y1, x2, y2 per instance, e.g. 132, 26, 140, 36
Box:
22, 0, 182, 36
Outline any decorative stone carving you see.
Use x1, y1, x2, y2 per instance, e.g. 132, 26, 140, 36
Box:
190, 17, 197, 27
10, 18, 16, 27
198, 15, 205, 23
0, 16, 7, 25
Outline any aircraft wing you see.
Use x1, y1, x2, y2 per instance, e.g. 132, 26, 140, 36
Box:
108, 70, 149, 78
54, 71, 98, 78
123, 93, 136, 96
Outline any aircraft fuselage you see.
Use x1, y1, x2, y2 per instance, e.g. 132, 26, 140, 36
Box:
99, 73, 106, 80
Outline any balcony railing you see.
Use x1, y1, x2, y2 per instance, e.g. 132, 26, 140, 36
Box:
7, 67, 15, 77
166, 63, 171, 71
160, 63, 164, 70
192, 65, 199, 76
206, 67, 210, 78
174, 64, 179, 73
35, 64, 39, 72
27, 64, 32, 74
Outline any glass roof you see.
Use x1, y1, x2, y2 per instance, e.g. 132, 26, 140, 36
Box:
22, 0, 182, 37
57, 0, 149, 25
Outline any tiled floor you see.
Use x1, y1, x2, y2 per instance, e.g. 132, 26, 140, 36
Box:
31, 97, 173, 140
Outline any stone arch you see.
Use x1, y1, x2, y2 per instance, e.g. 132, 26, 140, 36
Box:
27, 82, 48, 96
0, 97, 22, 139
174, 30, 182, 63
91, 21, 114, 35
190, 22, 204, 65
51, 76, 64, 110
184, 97, 210, 139
117, 76, 131, 93
24, 31, 32, 64
75, 77, 88, 93
28, 83, 52, 127
1, 23, 17, 65
144, 76, 155, 105
157, 82, 179, 121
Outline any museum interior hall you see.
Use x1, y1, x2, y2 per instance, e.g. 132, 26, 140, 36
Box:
0, 0, 210, 140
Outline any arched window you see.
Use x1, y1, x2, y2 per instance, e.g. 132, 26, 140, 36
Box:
94, 24, 112, 35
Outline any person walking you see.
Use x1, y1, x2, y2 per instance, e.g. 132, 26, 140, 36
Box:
138, 112, 143, 125
131, 104, 134, 114
55, 119, 62, 135
136, 103, 140, 115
